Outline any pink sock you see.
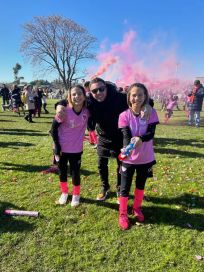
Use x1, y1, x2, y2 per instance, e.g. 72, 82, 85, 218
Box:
60, 182, 68, 194
90, 131, 98, 144
88, 131, 94, 144
133, 189, 144, 209
119, 196, 128, 214
73, 185, 80, 195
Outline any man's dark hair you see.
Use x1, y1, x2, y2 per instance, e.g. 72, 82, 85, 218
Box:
89, 77, 106, 88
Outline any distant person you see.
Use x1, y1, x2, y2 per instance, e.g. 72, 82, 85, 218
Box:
81, 78, 85, 85
42, 89, 49, 114
118, 83, 159, 230
37, 87, 44, 115
23, 85, 35, 123
84, 81, 91, 96
58, 89, 63, 99
160, 92, 168, 111
124, 86, 129, 93
187, 80, 204, 127
118, 87, 124, 93
1, 84, 10, 111
11, 84, 24, 116
164, 95, 179, 122
33, 87, 43, 117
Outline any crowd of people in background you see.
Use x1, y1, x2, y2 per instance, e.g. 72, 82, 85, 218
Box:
0, 84, 50, 122
1, 79, 204, 126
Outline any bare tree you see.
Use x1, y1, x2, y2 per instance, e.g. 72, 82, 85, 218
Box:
20, 15, 97, 90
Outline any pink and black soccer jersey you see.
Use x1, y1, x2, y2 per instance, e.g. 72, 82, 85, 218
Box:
58, 106, 89, 153
118, 108, 159, 165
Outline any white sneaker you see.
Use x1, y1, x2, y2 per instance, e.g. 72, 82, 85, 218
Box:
71, 195, 80, 207
56, 193, 68, 205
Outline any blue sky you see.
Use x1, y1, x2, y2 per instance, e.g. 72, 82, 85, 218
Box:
1, 0, 204, 83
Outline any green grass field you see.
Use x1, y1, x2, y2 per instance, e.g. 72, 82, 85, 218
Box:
0, 100, 204, 272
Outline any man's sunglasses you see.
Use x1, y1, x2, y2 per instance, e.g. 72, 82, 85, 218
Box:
91, 86, 106, 94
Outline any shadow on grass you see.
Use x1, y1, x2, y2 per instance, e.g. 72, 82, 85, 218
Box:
0, 141, 35, 149
155, 137, 204, 149
0, 128, 40, 132
81, 196, 118, 211
154, 147, 204, 158
0, 119, 16, 122
139, 193, 204, 231
142, 206, 204, 231
40, 121, 52, 124
81, 168, 96, 176
0, 201, 35, 233
145, 194, 204, 209
0, 128, 48, 137
81, 193, 204, 231
36, 116, 52, 119
0, 162, 96, 176
0, 114, 21, 118
0, 162, 51, 173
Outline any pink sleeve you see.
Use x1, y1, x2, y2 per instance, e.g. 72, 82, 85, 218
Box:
148, 109, 159, 124
118, 111, 128, 128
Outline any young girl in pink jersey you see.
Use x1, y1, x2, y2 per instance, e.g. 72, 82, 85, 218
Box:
50, 85, 89, 206
118, 83, 159, 230
164, 95, 178, 122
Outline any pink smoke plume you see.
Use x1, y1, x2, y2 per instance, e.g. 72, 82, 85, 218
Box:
88, 30, 193, 95
91, 55, 117, 79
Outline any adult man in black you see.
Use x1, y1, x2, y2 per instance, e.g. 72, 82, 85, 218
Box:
88, 78, 128, 201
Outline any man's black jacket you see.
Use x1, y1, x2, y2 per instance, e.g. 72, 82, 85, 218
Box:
87, 83, 128, 148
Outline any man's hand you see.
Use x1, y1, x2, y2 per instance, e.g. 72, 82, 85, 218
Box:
56, 105, 65, 122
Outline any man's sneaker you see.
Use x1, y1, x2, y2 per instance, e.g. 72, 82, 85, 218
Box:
132, 208, 144, 222
55, 193, 68, 205
96, 189, 109, 201
71, 195, 80, 207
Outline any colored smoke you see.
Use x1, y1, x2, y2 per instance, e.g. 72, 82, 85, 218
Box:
88, 30, 193, 95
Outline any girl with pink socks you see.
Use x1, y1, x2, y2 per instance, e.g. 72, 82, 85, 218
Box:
118, 83, 159, 230
50, 85, 89, 206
